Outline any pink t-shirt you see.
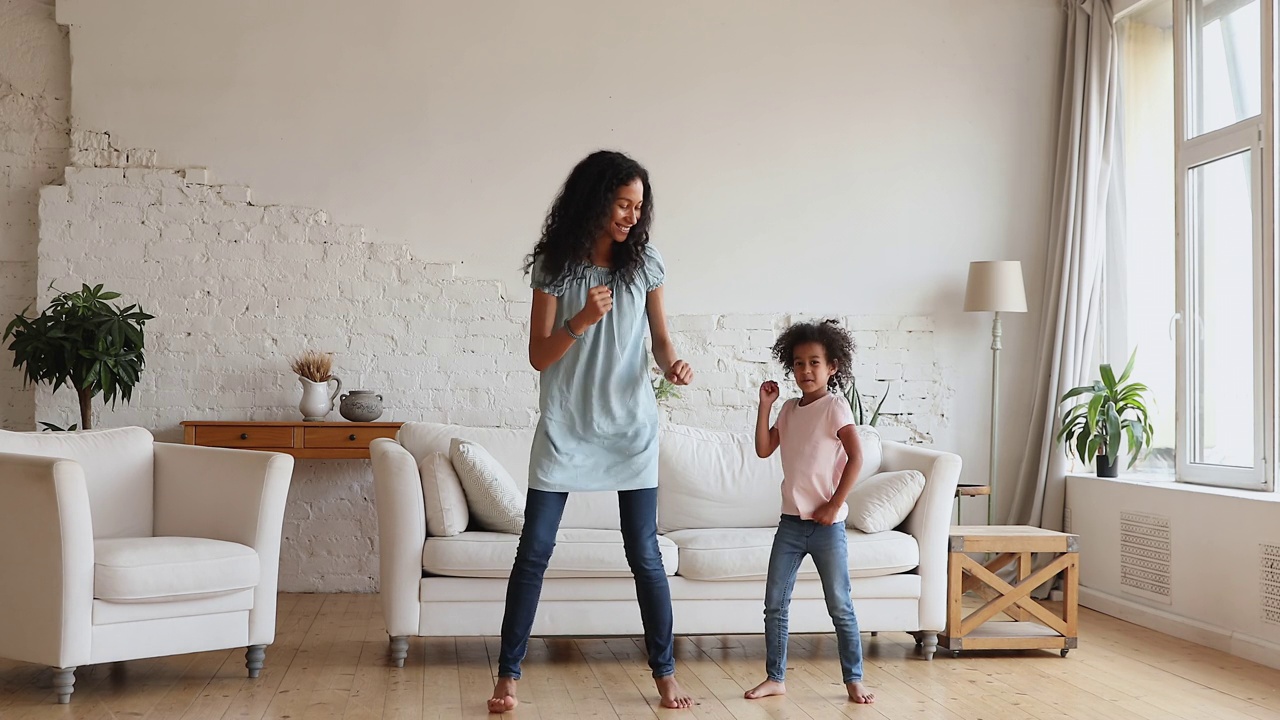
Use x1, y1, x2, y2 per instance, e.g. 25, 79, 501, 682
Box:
775, 392, 856, 522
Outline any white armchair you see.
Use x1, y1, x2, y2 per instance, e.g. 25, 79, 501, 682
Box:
0, 427, 293, 703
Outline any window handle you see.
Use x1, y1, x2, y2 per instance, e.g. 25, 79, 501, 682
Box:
1168, 313, 1180, 341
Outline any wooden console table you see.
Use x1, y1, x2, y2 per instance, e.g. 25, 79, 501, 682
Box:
181, 421, 403, 459
941, 525, 1079, 657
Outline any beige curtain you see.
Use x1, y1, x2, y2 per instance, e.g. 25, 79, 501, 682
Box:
1007, 0, 1118, 529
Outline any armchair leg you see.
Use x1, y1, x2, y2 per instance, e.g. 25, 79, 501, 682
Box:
52, 666, 76, 704
389, 635, 409, 668
921, 633, 939, 661
246, 645, 266, 678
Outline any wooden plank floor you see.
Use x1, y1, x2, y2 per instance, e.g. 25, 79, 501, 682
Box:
1, 593, 1278, 719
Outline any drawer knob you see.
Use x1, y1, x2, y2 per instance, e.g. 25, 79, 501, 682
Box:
349, 434, 357, 441
240, 433, 249, 440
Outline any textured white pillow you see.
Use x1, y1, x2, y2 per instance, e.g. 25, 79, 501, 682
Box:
845, 469, 926, 533
420, 452, 470, 537
855, 425, 883, 479
450, 438, 525, 535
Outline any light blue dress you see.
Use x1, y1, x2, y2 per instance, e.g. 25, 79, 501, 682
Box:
527, 245, 665, 492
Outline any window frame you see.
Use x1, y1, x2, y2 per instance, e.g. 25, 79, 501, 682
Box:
1171, 0, 1276, 491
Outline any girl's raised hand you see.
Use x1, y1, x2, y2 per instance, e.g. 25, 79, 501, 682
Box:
760, 380, 780, 405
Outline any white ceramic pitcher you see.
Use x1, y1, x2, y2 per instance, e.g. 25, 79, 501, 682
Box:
299, 375, 342, 421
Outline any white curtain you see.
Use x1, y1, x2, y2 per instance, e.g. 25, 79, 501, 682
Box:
1007, 0, 1118, 529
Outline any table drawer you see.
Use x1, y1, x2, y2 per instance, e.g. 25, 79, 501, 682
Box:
303, 426, 399, 449
195, 426, 296, 449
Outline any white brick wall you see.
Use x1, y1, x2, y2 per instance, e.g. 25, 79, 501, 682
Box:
0, 0, 69, 429
36, 156, 950, 592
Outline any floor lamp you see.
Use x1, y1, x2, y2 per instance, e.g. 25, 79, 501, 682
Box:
964, 261, 1027, 525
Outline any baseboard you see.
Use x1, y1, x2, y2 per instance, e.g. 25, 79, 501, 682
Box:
1080, 587, 1280, 671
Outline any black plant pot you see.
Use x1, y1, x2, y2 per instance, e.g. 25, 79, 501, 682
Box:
1096, 453, 1119, 478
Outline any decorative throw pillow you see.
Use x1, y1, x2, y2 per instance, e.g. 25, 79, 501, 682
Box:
845, 469, 926, 534
855, 425, 883, 480
419, 452, 469, 537
449, 438, 525, 534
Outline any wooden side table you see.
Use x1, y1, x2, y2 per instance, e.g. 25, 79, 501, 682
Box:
181, 420, 403, 459
941, 525, 1079, 657
954, 483, 990, 524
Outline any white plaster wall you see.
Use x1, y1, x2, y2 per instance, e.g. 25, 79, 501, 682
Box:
1067, 475, 1280, 670
53, 0, 1067, 519
0, 0, 68, 429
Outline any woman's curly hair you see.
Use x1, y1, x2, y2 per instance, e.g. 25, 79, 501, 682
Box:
770, 319, 856, 391
523, 150, 654, 288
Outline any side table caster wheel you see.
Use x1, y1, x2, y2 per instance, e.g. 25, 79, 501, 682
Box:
1060, 649, 1070, 658
951, 650, 960, 658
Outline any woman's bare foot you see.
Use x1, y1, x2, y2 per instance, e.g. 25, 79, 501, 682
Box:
846, 680, 875, 704
487, 677, 518, 713
744, 679, 786, 699
655, 675, 694, 709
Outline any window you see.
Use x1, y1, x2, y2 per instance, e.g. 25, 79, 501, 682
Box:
1108, 0, 1274, 490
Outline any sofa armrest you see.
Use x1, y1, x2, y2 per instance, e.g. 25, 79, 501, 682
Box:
370, 438, 426, 637
152, 443, 294, 645
880, 441, 962, 633
0, 452, 94, 668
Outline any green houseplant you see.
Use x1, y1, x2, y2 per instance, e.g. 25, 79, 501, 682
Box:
844, 376, 891, 427
4, 283, 155, 430
651, 367, 681, 406
1056, 349, 1153, 477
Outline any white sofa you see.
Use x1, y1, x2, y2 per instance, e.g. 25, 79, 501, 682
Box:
371, 421, 961, 665
0, 427, 294, 703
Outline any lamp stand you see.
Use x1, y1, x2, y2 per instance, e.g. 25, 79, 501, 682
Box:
987, 311, 1003, 525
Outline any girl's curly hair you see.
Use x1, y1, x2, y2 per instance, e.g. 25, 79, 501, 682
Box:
523, 150, 654, 288
770, 319, 856, 391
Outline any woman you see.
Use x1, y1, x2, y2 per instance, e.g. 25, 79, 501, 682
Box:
488, 151, 695, 712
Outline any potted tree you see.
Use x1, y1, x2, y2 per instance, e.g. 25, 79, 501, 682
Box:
4, 284, 154, 430
1056, 349, 1154, 477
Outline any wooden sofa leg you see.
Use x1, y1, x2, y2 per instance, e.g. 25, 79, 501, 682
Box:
910, 631, 924, 647
246, 645, 266, 678
921, 633, 938, 660
389, 635, 409, 668
52, 666, 76, 704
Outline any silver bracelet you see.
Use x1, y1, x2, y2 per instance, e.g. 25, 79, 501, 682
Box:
564, 319, 584, 340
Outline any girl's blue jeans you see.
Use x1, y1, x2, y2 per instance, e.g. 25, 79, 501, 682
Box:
764, 514, 864, 683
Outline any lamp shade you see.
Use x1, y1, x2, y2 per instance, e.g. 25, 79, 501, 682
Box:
964, 260, 1027, 313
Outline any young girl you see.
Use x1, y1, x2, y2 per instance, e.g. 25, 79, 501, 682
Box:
748, 319, 876, 704
488, 150, 695, 713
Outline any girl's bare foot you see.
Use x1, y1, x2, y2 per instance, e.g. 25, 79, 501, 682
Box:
846, 680, 875, 704
488, 677, 518, 713
744, 679, 787, 699
656, 675, 694, 709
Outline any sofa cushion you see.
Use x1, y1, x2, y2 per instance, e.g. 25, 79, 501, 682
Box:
397, 422, 620, 530
657, 423, 883, 533
94, 536, 260, 602
450, 439, 524, 534
420, 452, 469, 536
422, 529, 678, 578
846, 469, 926, 533
663, 527, 918, 581
657, 425, 782, 532
0, 427, 154, 539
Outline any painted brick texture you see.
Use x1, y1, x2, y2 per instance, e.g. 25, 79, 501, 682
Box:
36, 160, 950, 592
